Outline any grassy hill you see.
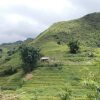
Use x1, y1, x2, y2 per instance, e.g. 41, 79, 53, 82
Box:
0, 13, 100, 100
31, 12, 100, 47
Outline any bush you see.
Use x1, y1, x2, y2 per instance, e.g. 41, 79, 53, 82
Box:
0, 67, 17, 76
48, 61, 63, 70
7, 50, 15, 56
0, 48, 3, 53
4, 67, 17, 75
86, 93, 95, 100
1, 86, 17, 90
0, 55, 2, 58
5, 56, 11, 61
49, 62, 62, 67
88, 52, 94, 57
82, 80, 97, 90
59, 87, 72, 100
68, 40, 80, 54
57, 41, 61, 45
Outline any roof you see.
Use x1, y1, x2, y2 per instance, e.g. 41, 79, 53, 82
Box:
40, 57, 50, 60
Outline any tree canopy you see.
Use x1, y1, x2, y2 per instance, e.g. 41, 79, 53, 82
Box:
20, 45, 40, 73
68, 40, 80, 54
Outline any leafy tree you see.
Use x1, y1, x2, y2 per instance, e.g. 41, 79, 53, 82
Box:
0, 49, 3, 53
20, 45, 40, 73
68, 40, 80, 54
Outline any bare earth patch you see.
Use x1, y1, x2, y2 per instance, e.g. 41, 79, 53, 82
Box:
24, 73, 33, 81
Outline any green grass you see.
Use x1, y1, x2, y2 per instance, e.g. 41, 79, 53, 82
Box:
0, 41, 100, 100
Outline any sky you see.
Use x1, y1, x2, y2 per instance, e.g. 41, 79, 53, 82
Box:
0, 0, 100, 43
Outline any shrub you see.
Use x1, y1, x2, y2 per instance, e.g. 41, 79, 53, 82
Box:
0, 48, 3, 53
59, 87, 72, 100
0, 55, 2, 58
7, 50, 15, 56
88, 52, 94, 57
68, 40, 80, 54
4, 67, 17, 75
49, 61, 63, 70
82, 80, 97, 90
86, 93, 95, 100
1, 86, 17, 90
57, 41, 61, 45
5, 56, 11, 61
0, 67, 17, 76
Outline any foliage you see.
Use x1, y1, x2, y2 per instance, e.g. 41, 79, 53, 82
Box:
33, 12, 100, 47
68, 40, 80, 54
0, 66, 17, 76
59, 87, 72, 100
1, 86, 17, 90
20, 45, 40, 73
86, 89, 100, 100
86, 93, 96, 100
0, 48, 3, 53
7, 50, 15, 56
5, 56, 11, 61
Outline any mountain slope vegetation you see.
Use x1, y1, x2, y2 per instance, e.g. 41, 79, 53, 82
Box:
32, 12, 100, 47
0, 12, 100, 100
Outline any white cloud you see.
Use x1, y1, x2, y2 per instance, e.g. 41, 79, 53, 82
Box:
0, 34, 26, 43
0, 0, 100, 43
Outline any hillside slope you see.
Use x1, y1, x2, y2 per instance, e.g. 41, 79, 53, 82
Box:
31, 12, 100, 47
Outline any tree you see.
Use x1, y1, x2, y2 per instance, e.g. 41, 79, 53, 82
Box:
0, 49, 3, 53
68, 40, 79, 54
20, 45, 40, 73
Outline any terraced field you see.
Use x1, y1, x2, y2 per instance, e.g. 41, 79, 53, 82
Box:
0, 42, 100, 100
1, 62, 99, 100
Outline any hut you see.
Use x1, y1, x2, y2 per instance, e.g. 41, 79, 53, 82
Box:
40, 57, 50, 62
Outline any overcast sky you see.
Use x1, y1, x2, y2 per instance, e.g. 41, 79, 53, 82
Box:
0, 0, 100, 43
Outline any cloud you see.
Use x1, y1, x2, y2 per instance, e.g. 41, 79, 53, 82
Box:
0, 34, 25, 43
0, 0, 100, 43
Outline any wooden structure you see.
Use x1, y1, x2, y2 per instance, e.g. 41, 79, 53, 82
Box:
40, 57, 50, 62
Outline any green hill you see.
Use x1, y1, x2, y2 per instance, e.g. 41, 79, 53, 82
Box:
0, 13, 100, 100
31, 12, 100, 47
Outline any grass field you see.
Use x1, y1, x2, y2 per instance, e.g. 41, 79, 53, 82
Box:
0, 41, 100, 100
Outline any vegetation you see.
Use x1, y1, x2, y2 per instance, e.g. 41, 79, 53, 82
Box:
7, 49, 15, 56
68, 40, 79, 54
32, 12, 100, 47
20, 45, 40, 73
59, 87, 72, 100
0, 67, 17, 76
0, 12, 100, 100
